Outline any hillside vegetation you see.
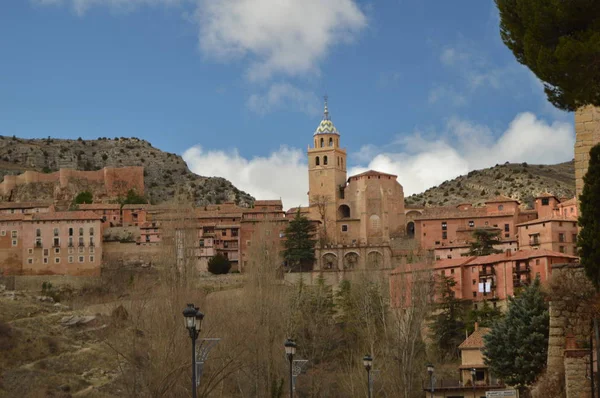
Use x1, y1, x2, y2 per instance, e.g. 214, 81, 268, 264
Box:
406, 160, 575, 208
0, 135, 253, 206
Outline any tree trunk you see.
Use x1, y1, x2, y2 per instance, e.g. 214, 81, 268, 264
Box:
594, 317, 600, 398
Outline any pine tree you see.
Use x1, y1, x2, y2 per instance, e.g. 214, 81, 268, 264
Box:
495, 0, 600, 111
464, 229, 503, 256
207, 253, 231, 275
578, 143, 600, 288
282, 210, 316, 272
483, 277, 549, 395
429, 274, 466, 359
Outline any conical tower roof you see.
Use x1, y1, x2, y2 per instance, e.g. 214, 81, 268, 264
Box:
314, 97, 340, 136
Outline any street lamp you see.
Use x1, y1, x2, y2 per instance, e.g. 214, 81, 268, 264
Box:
426, 364, 434, 398
183, 303, 204, 398
363, 354, 373, 398
284, 339, 297, 398
471, 368, 477, 398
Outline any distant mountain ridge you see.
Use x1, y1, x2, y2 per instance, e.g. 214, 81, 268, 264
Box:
0, 135, 254, 206
406, 160, 575, 208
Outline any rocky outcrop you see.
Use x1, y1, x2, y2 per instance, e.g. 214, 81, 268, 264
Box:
0, 136, 254, 206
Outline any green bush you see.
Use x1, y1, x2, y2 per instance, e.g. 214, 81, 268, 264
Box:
208, 254, 231, 275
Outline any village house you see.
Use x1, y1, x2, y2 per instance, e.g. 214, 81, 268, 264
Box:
78, 203, 122, 226
517, 217, 579, 255
424, 324, 510, 398
0, 201, 54, 215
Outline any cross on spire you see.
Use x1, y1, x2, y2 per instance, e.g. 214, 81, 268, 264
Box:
323, 95, 330, 120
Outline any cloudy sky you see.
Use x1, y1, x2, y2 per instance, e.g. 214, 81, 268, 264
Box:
1, 1, 574, 208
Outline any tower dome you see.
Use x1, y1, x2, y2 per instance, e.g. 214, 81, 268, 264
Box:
314, 97, 340, 136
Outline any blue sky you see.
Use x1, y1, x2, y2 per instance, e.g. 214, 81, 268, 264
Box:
0, 0, 575, 207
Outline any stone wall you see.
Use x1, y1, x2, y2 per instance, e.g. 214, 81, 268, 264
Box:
575, 105, 600, 197
564, 350, 592, 398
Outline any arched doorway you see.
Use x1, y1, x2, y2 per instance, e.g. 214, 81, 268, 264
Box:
322, 253, 337, 270
406, 221, 415, 238
367, 251, 383, 268
338, 204, 351, 219
343, 252, 359, 270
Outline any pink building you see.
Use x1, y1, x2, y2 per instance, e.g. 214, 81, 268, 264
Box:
517, 216, 579, 255
390, 249, 577, 309
78, 203, 122, 226
0, 202, 54, 214
0, 211, 103, 276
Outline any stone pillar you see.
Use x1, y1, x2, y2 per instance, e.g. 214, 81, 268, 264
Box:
575, 106, 600, 197
564, 349, 592, 398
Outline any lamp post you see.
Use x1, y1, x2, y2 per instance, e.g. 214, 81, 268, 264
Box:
471, 368, 477, 398
426, 364, 434, 398
183, 303, 204, 398
363, 354, 373, 398
284, 339, 297, 398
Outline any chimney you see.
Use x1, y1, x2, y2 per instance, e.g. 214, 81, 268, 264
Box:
474, 322, 479, 332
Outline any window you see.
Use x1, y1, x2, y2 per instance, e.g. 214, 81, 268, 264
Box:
541, 198, 549, 206
341, 225, 348, 232
442, 231, 447, 239
68, 247, 74, 254
68, 237, 74, 247
320, 137, 324, 147
573, 234, 578, 243
469, 220, 474, 228
0, 230, 5, 236
54, 248, 60, 254
28, 248, 33, 254
450, 268, 455, 274
79, 237, 84, 246
221, 230, 226, 236
441, 270, 445, 275
78, 256, 84, 263
559, 222, 563, 227
54, 257, 60, 264
472, 279, 476, 285
43, 249, 49, 256
69, 228, 73, 236
36, 229, 41, 237
447, 255, 452, 259
315, 156, 320, 166
89, 227, 94, 236
504, 224, 510, 232
232, 229, 238, 237
441, 222, 447, 231
329, 137, 333, 146
78, 246, 84, 254
199, 239, 204, 247
68, 256, 74, 264
473, 292, 477, 298
79, 228, 84, 236
27, 258, 33, 264
43, 257, 48, 264
536, 259, 540, 265
11, 231, 17, 238
498, 205, 504, 211
53, 238, 60, 247
53, 228, 59, 237
11, 239, 17, 247
505, 233, 510, 238
323, 156, 328, 165
559, 233, 565, 242
90, 255, 95, 263
559, 246, 565, 253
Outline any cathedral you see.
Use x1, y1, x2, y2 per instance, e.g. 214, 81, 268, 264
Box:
305, 100, 410, 271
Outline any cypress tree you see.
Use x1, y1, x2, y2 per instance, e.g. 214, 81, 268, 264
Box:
429, 274, 466, 359
282, 210, 317, 272
578, 143, 600, 288
483, 277, 549, 395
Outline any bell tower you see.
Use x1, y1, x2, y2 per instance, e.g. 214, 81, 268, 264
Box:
307, 98, 347, 238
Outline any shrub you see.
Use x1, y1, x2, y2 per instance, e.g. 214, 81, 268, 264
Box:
102, 153, 108, 161
74, 191, 93, 204
208, 254, 231, 275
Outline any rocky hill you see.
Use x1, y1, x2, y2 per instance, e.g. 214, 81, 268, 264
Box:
406, 160, 575, 208
0, 135, 254, 206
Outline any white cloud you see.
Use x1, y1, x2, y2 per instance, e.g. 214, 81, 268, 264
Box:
31, 0, 185, 15
428, 85, 467, 107
195, 0, 367, 80
182, 145, 308, 208
181, 112, 574, 208
247, 83, 320, 116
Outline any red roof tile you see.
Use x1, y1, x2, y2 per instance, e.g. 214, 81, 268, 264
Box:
349, 170, 397, 179
459, 328, 491, 349
484, 195, 519, 204
516, 215, 577, 227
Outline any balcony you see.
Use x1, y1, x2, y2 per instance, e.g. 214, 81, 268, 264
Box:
68, 242, 74, 248
479, 268, 495, 277
422, 380, 506, 391
514, 266, 530, 274
89, 241, 95, 247
78, 242, 85, 247
513, 276, 531, 288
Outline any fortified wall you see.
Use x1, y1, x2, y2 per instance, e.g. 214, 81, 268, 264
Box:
575, 105, 600, 197
0, 166, 144, 201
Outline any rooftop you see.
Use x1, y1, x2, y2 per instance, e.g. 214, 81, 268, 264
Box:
0, 201, 53, 210
314, 99, 340, 136
484, 195, 519, 204
516, 215, 578, 227
459, 327, 491, 349
349, 170, 398, 180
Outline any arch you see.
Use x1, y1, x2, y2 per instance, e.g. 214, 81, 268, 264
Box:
343, 252, 359, 270
338, 204, 350, 219
329, 137, 333, 146
406, 221, 415, 238
315, 156, 320, 166
320, 137, 324, 148
322, 253, 337, 270
324, 155, 328, 165
367, 251, 383, 268
369, 214, 381, 231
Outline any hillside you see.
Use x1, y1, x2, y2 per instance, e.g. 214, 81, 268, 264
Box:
0, 135, 254, 206
405, 160, 575, 208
